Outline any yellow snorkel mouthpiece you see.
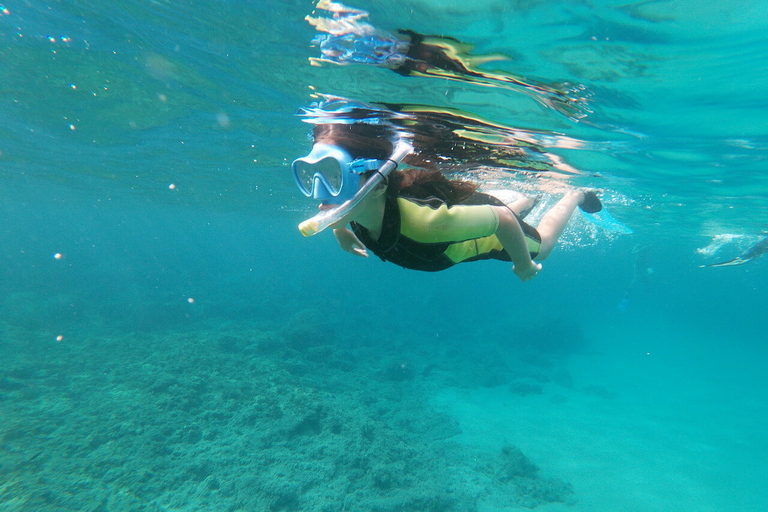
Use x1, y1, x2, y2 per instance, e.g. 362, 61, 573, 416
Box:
297, 140, 412, 237
298, 218, 320, 237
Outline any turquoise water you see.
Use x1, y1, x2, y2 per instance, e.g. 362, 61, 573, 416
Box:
1, 0, 767, 510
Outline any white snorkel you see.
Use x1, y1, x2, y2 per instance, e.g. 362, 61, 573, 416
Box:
298, 139, 413, 237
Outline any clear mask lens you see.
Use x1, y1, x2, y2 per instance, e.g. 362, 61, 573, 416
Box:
294, 156, 344, 195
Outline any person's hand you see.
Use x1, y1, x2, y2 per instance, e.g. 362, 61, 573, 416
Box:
513, 260, 542, 282
333, 228, 369, 258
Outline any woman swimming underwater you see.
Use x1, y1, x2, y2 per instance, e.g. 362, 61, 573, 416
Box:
292, 98, 606, 282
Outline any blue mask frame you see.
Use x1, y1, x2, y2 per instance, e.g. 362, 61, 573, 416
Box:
292, 144, 382, 203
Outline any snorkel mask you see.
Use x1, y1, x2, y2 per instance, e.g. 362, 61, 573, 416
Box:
293, 95, 413, 236
296, 139, 413, 236
292, 144, 383, 203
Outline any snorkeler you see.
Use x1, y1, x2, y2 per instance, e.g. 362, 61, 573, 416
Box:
700, 234, 768, 267
292, 102, 604, 282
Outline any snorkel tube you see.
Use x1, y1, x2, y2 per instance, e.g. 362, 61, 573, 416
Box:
298, 139, 413, 237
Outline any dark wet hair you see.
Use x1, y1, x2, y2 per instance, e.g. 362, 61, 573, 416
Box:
389, 167, 477, 206
313, 122, 477, 205
313, 123, 394, 160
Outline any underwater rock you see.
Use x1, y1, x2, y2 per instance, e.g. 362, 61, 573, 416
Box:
289, 407, 325, 437
478, 369, 511, 388
282, 308, 336, 351
484, 444, 574, 508
497, 444, 539, 480
379, 360, 416, 381
551, 368, 574, 388
1, 322, 575, 512
216, 334, 245, 353
371, 462, 406, 490
148, 377, 179, 394
584, 385, 619, 399
262, 480, 300, 512
509, 380, 544, 396
0, 377, 25, 392
421, 363, 437, 377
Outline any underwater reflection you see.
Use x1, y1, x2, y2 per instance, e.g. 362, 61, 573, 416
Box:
306, 0, 592, 121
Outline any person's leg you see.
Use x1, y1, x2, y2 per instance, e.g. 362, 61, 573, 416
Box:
507, 196, 535, 215
536, 191, 584, 260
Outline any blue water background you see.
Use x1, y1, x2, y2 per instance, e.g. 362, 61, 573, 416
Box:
1, 0, 767, 511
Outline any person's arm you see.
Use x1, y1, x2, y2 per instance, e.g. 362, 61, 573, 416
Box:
333, 227, 369, 258
397, 198, 541, 281
493, 206, 541, 282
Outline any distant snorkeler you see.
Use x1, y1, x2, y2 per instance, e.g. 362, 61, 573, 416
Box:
292, 97, 628, 282
305, 0, 591, 121
700, 234, 768, 267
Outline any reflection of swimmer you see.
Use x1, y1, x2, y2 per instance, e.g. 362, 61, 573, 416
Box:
292, 103, 608, 282
306, 0, 590, 121
700, 235, 768, 267
300, 96, 590, 180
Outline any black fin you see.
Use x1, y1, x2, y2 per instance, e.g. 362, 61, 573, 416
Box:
579, 191, 602, 213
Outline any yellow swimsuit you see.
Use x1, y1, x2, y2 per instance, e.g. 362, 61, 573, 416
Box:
352, 190, 541, 272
